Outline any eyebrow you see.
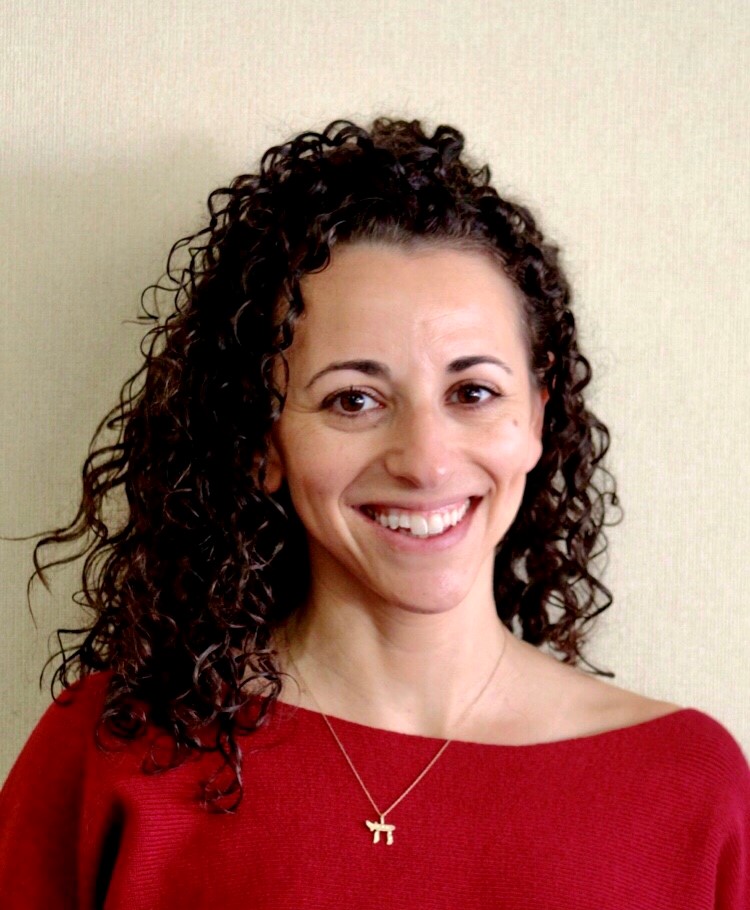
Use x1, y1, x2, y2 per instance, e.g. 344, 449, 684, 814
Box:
304, 355, 513, 389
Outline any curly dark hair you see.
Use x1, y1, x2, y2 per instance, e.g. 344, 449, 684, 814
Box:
31, 117, 620, 813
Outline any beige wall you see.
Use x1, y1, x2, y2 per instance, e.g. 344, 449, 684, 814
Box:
2, 0, 748, 781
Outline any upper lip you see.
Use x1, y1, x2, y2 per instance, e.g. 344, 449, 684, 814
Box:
357, 496, 476, 513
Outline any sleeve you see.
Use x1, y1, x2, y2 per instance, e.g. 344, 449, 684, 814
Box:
0, 674, 110, 909
706, 720, 750, 909
714, 761, 750, 909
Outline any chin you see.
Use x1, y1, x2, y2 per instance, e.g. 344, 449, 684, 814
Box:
393, 601, 465, 616
376, 576, 479, 615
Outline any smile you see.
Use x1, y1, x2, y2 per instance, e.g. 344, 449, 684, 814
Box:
359, 498, 472, 538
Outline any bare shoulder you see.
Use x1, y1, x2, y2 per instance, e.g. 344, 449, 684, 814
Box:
583, 678, 683, 728
550, 657, 684, 737
500, 638, 684, 743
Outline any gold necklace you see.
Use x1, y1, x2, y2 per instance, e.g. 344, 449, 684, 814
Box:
284, 634, 508, 846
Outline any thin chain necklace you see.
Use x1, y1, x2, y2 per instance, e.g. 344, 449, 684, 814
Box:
284, 633, 508, 846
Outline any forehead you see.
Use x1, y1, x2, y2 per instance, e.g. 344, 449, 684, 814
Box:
292, 242, 527, 363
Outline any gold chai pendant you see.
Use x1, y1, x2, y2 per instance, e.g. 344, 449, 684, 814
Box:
366, 814, 396, 845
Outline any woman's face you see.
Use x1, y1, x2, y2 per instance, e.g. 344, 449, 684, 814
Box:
265, 242, 547, 615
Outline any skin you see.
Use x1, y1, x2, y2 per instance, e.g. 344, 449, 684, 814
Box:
263, 241, 680, 742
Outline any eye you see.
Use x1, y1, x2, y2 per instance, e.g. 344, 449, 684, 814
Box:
449, 383, 500, 405
321, 387, 382, 416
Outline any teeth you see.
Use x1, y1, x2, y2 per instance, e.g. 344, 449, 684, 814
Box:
366, 499, 471, 538
427, 514, 444, 535
411, 515, 430, 537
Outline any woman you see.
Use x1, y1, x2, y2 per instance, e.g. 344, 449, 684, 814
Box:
1, 118, 748, 908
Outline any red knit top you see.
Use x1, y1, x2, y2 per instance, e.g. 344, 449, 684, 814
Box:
1, 670, 748, 909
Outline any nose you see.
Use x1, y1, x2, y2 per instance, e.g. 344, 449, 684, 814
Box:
382, 404, 456, 489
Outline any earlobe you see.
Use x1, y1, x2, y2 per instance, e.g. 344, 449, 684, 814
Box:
257, 436, 285, 494
533, 385, 549, 437
525, 435, 545, 474
525, 386, 549, 473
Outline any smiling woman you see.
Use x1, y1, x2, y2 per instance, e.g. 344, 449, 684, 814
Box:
1, 118, 748, 909
264, 244, 547, 624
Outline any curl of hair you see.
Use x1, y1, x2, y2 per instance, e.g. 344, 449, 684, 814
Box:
32, 117, 621, 813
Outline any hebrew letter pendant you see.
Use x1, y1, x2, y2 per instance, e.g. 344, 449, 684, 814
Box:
365, 815, 396, 845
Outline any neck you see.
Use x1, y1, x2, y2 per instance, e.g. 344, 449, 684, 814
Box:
272, 588, 520, 739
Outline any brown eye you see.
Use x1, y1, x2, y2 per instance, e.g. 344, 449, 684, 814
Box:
339, 391, 368, 412
451, 384, 497, 405
321, 388, 381, 417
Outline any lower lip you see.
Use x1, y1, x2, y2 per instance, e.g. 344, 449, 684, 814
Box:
356, 498, 480, 553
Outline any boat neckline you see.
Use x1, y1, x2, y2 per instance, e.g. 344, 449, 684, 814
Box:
268, 698, 699, 750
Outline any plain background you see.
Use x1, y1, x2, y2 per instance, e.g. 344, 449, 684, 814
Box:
1, 0, 748, 783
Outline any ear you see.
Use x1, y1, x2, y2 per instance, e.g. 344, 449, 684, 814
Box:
524, 384, 549, 473
533, 385, 549, 436
256, 432, 285, 494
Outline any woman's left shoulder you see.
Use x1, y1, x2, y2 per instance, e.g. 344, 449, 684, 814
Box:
600, 687, 750, 781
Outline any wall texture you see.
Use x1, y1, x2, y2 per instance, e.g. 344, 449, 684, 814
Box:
2, 0, 748, 781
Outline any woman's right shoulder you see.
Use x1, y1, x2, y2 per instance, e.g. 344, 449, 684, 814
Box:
33, 667, 113, 729
50, 668, 114, 707
3, 669, 114, 790
0, 672, 128, 904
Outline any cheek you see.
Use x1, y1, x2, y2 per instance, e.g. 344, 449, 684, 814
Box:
280, 437, 350, 523
486, 418, 539, 472
288, 470, 335, 508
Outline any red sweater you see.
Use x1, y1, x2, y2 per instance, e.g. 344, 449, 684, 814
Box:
1, 670, 748, 909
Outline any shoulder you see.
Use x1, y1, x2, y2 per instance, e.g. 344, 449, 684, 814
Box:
523, 643, 747, 770
655, 706, 750, 786
51, 668, 113, 706
577, 673, 743, 755
34, 669, 112, 734
0, 671, 115, 857
3, 670, 113, 788
587, 695, 750, 904
501, 638, 683, 740
565, 677, 750, 839
581, 679, 750, 798
586, 677, 745, 761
